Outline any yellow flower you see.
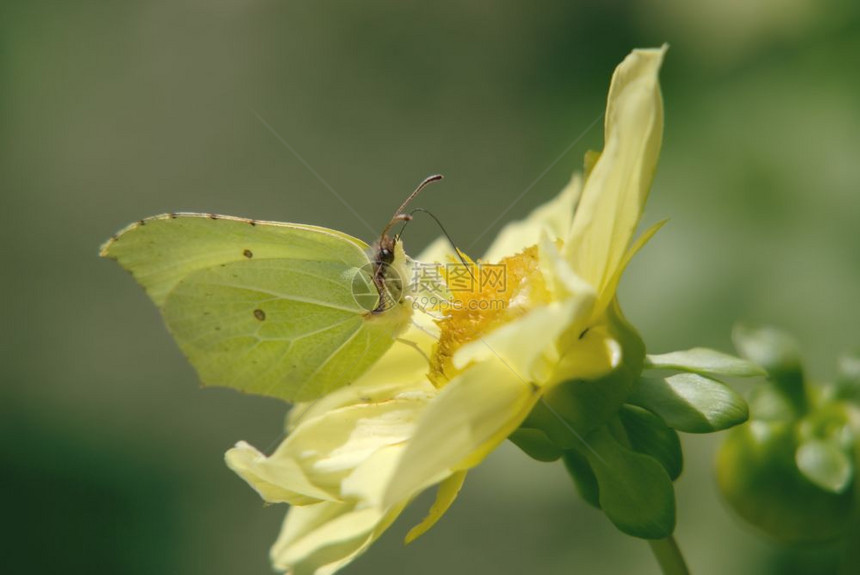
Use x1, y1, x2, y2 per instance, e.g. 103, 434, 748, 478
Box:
227, 45, 667, 574
226, 319, 444, 574
385, 44, 666, 506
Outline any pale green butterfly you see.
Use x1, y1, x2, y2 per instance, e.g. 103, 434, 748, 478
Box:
101, 175, 442, 402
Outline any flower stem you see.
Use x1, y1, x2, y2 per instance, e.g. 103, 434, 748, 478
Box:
648, 536, 690, 575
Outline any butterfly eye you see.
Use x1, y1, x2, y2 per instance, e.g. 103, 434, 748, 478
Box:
378, 247, 394, 264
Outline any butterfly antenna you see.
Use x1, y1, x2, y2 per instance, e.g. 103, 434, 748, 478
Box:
399, 207, 475, 279
380, 174, 444, 241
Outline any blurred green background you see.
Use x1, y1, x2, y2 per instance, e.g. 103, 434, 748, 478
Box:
2, 1, 859, 574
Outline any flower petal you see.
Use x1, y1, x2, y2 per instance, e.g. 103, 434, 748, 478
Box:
341, 444, 409, 507
415, 236, 458, 263
383, 359, 540, 507
555, 320, 624, 383
405, 470, 468, 544
288, 324, 436, 430
483, 173, 583, 263
566, 46, 666, 302
597, 219, 665, 314
453, 239, 596, 383
226, 441, 336, 505
271, 500, 406, 575
451, 302, 569, 382
230, 393, 434, 507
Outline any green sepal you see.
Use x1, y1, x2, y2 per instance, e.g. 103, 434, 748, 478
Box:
795, 438, 854, 493
628, 373, 749, 433
509, 428, 563, 462
562, 448, 601, 508
578, 426, 676, 539
645, 348, 765, 378
543, 299, 645, 436
618, 405, 683, 480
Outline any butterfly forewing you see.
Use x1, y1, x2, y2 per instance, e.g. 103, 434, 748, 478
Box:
102, 213, 411, 401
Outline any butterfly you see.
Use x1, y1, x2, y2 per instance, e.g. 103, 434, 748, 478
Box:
101, 175, 442, 402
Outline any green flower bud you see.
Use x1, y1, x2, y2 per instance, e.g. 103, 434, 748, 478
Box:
717, 420, 853, 543
717, 326, 859, 543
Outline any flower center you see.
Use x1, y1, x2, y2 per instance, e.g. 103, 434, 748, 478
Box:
429, 246, 549, 385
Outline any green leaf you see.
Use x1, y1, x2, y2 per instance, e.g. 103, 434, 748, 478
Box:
618, 405, 683, 480
645, 348, 765, 378
580, 426, 676, 539
509, 428, 562, 462
629, 374, 748, 433
795, 439, 853, 493
562, 449, 600, 508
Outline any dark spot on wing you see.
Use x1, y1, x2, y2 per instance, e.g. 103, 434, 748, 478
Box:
243, 249, 253, 259
254, 309, 266, 321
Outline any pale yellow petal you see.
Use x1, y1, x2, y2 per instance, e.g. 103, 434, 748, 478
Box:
383, 360, 540, 507
340, 444, 407, 507
288, 324, 435, 430
271, 500, 407, 575
405, 470, 468, 544
596, 219, 666, 313
567, 46, 666, 302
234, 394, 433, 507
483, 173, 582, 263
452, 301, 571, 383
553, 322, 623, 383
225, 441, 338, 505
452, 241, 596, 383
537, 232, 598, 302
415, 236, 457, 263
296, 397, 431, 482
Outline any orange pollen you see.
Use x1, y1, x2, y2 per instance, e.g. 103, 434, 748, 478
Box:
429, 246, 546, 385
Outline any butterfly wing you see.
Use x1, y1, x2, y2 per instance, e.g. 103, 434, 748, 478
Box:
101, 213, 412, 401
